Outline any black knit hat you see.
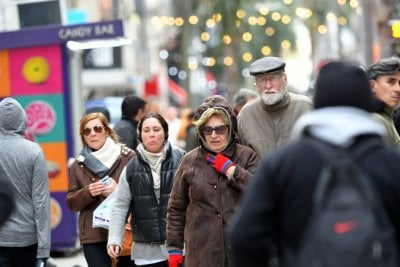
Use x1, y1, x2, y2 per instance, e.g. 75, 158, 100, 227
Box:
314, 61, 374, 111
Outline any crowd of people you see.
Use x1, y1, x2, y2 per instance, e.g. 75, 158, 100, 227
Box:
1, 55, 400, 267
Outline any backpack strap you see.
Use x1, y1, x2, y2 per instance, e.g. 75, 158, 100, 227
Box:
303, 135, 383, 163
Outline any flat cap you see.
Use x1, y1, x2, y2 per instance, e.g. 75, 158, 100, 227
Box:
249, 57, 286, 75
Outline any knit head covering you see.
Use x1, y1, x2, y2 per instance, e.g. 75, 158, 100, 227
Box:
314, 61, 374, 111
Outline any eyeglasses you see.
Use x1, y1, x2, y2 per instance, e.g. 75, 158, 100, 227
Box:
202, 125, 228, 136
254, 73, 282, 86
82, 125, 104, 136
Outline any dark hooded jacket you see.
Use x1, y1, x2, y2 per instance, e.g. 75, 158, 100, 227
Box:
166, 95, 259, 267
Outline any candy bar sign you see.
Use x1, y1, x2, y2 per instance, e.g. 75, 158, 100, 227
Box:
58, 23, 116, 40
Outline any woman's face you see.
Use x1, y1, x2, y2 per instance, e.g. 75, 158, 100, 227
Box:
202, 115, 229, 153
141, 117, 165, 153
82, 118, 107, 151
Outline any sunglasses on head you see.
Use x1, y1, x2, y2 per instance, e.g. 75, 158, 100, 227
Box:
82, 125, 104, 136
202, 125, 228, 136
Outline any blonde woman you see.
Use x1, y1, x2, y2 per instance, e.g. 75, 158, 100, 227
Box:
67, 112, 135, 267
166, 96, 259, 267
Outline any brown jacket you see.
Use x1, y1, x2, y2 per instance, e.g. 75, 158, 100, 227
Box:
66, 146, 135, 244
167, 144, 258, 267
166, 95, 259, 266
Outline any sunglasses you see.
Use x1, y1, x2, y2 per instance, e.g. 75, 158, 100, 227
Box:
202, 125, 228, 136
82, 125, 104, 136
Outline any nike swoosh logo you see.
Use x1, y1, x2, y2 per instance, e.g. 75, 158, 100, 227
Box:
334, 220, 359, 234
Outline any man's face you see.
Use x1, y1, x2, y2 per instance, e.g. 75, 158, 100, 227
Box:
254, 71, 288, 105
370, 72, 400, 109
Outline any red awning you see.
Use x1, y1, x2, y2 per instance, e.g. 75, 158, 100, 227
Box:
168, 79, 188, 106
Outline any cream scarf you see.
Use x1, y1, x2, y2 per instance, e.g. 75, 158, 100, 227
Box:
136, 143, 167, 189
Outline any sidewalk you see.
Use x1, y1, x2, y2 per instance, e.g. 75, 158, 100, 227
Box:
48, 250, 87, 267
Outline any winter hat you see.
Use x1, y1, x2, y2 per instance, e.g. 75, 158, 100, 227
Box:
314, 61, 374, 111
249, 57, 286, 76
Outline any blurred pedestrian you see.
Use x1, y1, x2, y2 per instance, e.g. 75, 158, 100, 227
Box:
184, 110, 198, 152
367, 57, 400, 148
86, 106, 111, 123
237, 56, 312, 159
107, 112, 185, 267
176, 107, 193, 149
0, 97, 50, 267
67, 112, 135, 267
229, 61, 400, 266
232, 88, 258, 115
146, 98, 162, 114
166, 95, 259, 267
113, 95, 147, 150
164, 106, 182, 147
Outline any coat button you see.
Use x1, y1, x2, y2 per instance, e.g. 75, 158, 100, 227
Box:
214, 185, 217, 189
217, 214, 221, 218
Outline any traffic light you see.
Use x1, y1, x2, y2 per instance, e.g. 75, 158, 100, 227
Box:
392, 20, 400, 38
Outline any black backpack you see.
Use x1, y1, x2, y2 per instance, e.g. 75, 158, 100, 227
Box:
282, 137, 399, 267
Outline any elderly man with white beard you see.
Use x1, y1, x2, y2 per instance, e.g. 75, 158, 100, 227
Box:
237, 57, 313, 160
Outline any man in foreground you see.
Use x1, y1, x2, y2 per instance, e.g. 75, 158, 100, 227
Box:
230, 61, 400, 266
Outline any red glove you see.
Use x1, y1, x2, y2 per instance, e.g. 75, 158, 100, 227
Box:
206, 153, 235, 176
168, 249, 183, 267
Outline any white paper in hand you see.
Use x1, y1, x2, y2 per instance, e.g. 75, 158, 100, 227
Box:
93, 191, 116, 229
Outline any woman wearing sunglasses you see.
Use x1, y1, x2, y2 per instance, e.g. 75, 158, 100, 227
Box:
107, 112, 185, 267
67, 112, 135, 267
166, 95, 259, 267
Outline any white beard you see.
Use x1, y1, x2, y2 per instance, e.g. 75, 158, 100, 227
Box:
261, 86, 288, 105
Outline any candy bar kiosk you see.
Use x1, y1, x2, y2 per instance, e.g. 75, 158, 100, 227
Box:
0, 19, 125, 250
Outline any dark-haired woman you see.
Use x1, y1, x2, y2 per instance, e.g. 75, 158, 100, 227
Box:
67, 112, 135, 267
107, 113, 185, 267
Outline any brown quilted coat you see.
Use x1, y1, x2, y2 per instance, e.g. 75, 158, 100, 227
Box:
166, 95, 259, 267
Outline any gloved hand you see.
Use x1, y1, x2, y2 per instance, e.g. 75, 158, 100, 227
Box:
168, 249, 183, 267
35, 258, 47, 267
206, 153, 235, 176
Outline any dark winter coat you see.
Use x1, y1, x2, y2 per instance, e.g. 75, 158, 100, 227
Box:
113, 119, 139, 150
229, 107, 400, 266
166, 95, 259, 267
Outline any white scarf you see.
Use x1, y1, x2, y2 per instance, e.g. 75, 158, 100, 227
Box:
137, 143, 167, 189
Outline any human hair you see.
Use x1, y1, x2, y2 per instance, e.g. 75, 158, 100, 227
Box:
194, 107, 230, 137
121, 95, 147, 119
138, 112, 169, 142
233, 88, 258, 112
367, 57, 400, 81
79, 112, 119, 145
